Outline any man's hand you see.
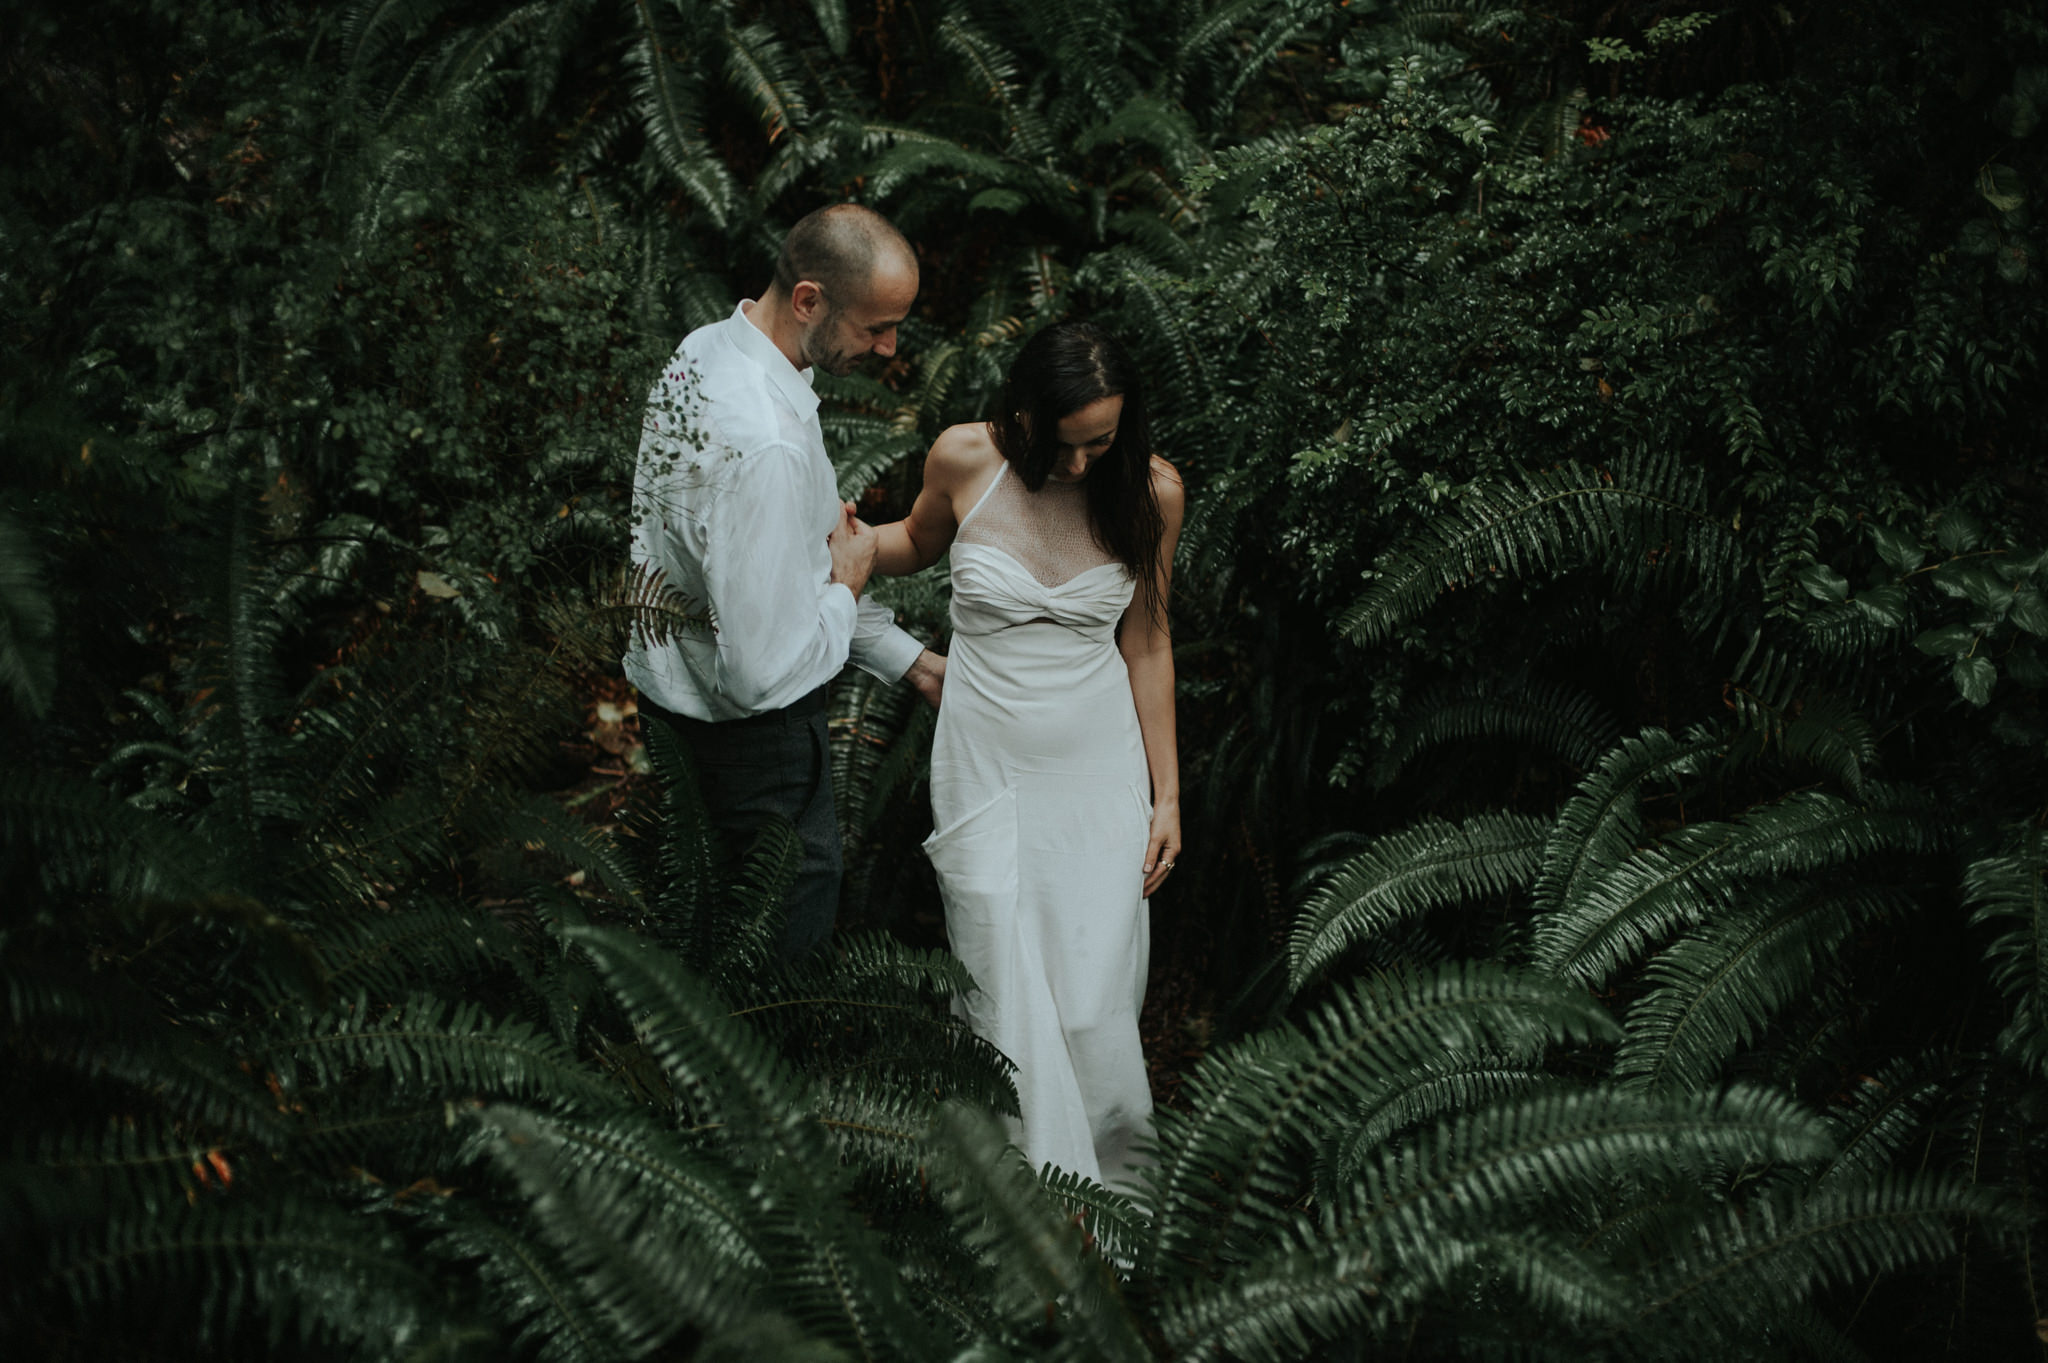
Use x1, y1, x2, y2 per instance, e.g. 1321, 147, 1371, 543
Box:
904, 648, 946, 709
828, 503, 879, 599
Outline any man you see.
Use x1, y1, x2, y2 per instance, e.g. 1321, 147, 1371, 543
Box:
625, 204, 946, 959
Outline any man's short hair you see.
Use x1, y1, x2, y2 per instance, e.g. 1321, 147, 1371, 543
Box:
772, 204, 913, 306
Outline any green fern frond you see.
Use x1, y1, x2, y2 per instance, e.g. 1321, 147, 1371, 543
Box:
565, 561, 711, 658
1612, 883, 1911, 1091
926, 1102, 1149, 1358
807, 1081, 936, 1174
1811, 1052, 1944, 1189
264, 993, 619, 1111
342, 0, 462, 81
480, 794, 643, 906
473, 1102, 764, 1353
30, 1193, 433, 1353
1530, 725, 1724, 919
1623, 1175, 2008, 1344
859, 125, 1029, 204
804, 0, 851, 57
1371, 676, 1620, 789
1216, 0, 1336, 112
1169, 0, 1274, 91
1145, 963, 1617, 1274
421, 1196, 629, 1363
1964, 827, 2048, 1077
1038, 1163, 1151, 1271
1152, 1226, 1386, 1363
1532, 784, 1936, 988
562, 926, 811, 1150
1319, 1062, 1559, 1192
819, 414, 920, 501
625, 3, 737, 228
934, 11, 1054, 161
722, 22, 809, 146
312, 900, 523, 1002
1287, 812, 1549, 994
0, 506, 56, 718
724, 816, 801, 970
1347, 1086, 1834, 1253
31, 1021, 291, 1146
1, 767, 237, 904
1337, 452, 1742, 646
7, 1117, 230, 1227
1733, 687, 1881, 796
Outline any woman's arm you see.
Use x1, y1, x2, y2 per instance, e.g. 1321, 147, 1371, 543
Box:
1121, 456, 1185, 898
869, 425, 990, 576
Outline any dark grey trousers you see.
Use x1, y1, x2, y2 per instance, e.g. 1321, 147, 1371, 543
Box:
645, 687, 839, 962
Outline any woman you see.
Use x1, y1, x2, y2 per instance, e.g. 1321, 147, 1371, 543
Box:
870, 320, 1182, 1188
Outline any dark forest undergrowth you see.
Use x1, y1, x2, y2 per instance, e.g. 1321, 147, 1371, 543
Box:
5, 1, 2048, 1358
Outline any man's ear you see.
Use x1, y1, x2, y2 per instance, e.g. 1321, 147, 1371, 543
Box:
790, 280, 827, 322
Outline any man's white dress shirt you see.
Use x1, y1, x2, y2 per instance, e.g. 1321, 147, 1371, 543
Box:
624, 302, 922, 721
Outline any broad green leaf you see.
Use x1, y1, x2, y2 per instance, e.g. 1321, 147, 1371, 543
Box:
968, 188, 1030, 215
1869, 523, 1925, 573
1979, 164, 2027, 213
1958, 219, 2001, 256
2011, 587, 2048, 638
1797, 564, 1850, 604
1912, 623, 1977, 658
1933, 562, 2013, 616
1851, 584, 1908, 626
1934, 510, 1986, 553
1953, 656, 1996, 707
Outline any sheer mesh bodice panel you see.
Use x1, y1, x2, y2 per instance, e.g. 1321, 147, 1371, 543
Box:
956, 463, 1120, 587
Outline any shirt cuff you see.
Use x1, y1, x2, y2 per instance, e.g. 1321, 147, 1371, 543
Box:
849, 602, 924, 684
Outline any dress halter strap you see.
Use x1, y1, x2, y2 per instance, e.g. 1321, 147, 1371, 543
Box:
956, 458, 1009, 533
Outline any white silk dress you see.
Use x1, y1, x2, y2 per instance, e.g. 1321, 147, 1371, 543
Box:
922, 461, 1155, 1188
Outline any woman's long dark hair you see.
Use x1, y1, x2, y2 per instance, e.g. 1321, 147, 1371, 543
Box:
989, 320, 1167, 626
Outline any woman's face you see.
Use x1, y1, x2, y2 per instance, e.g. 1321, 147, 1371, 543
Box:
1045, 393, 1124, 483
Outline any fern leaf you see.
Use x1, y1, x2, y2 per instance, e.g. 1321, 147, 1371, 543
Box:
1811, 1052, 1944, 1189
1532, 786, 1935, 987
926, 1102, 1150, 1358
805, 0, 851, 56
1348, 1086, 1834, 1253
625, 0, 736, 227
474, 1103, 764, 1352
1624, 1176, 2009, 1343
32, 1194, 432, 1352
1, 767, 237, 904
1144, 962, 1617, 1275
1612, 883, 1910, 1091
422, 1197, 628, 1363
1372, 676, 1620, 789
1287, 812, 1549, 993
1338, 453, 1742, 646
1964, 827, 2048, 1077
265, 993, 619, 1111
1152, 1225, 1386, 1363
0, 506, 56, 717
482, 794, 644, 906
1319, 1062, 1559, 1193
722, 22, 808, 146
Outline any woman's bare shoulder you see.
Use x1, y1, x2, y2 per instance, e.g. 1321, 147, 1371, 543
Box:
927, 422, 1001, 474
1149, 454, 1185, 512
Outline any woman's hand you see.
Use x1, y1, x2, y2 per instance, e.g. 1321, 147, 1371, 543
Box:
1141, 798, 1181, 898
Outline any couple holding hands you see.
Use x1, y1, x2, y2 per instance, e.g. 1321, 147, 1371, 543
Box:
624, 203, 1182, 1189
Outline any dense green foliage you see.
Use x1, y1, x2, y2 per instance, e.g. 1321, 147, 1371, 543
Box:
5, 0, 2047, 1358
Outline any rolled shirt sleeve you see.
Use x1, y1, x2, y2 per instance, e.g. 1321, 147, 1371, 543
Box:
850, 598, 923, 684
704, 442, 861, 712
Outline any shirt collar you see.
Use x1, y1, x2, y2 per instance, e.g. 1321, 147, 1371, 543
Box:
727, 300, 820, 420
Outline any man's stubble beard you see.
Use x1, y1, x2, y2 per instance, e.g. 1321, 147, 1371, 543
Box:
800, 308, 863, 377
